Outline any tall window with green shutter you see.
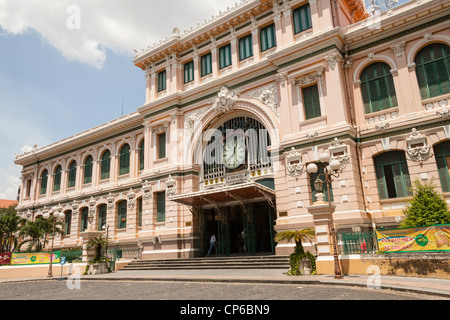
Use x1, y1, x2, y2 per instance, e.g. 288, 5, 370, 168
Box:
158, 132, 166, 159
119, 144, 130, 175
184, 61, 194, 83
415, 43, 450, 100
293, 4, 312, 34
139, 139, 145, 171
434, 140, 450, 193
302, 84, 321, 120
83, 156, 93, 184
68, 161, 77, 189
40, 170, 48, 195
374, 151, 412, 199
260, 24, 276, 52
100, 150, 110, 180
360, 62, 398, 114
156, 192, 165, 223
239, 34, 253, 61
118, 201, 127, 229
80, 207, 88, 232
201, 52, 212, 77
158, 70, 166, 92
98, 204, 107, 231
65, 210, 72, 235
219, 44, 232, 69
138, 197, 142, 227
53, 166, 62, 192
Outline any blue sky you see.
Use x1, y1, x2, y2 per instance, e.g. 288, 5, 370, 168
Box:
0, 0, 410, 200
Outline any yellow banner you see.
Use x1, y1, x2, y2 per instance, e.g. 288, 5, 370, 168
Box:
376, 225, 450, 252
11, 251, 61, 265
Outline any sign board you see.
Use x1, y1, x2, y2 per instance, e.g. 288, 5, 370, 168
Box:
60, 256, 66, 265
376, 224, 450, 253
11, 251, 61, 265
0, 252, 11, 265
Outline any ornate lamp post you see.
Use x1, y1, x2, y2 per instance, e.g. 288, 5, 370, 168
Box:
43, 204, 65, 278
306, 152, 343, 279
102, 224, 110, 262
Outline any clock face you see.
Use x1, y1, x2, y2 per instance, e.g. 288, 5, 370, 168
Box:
223, 136, 246, 169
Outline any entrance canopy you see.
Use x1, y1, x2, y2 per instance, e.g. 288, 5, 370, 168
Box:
169, 182, 275, 207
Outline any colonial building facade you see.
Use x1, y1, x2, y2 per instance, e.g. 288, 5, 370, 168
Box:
14, 0, 450, 260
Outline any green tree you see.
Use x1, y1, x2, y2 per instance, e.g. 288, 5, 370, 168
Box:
401, 179, 450, 228
87, 234, 109, 261
17, 216, 63, 252
274, 228, 316, 275
0, 205, 25, 252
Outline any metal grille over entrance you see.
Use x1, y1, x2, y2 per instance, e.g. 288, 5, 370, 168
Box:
170, 182, 276, 257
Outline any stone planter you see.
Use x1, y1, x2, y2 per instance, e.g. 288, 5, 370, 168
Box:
87, 262, 109, 275
290, 259, 312, 275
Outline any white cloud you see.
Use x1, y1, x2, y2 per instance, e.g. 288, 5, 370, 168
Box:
0, 0, 242, 69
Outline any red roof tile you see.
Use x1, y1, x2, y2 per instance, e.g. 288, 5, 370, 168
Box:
0, 199, 18, 208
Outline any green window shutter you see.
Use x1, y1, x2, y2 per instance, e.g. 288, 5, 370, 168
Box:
414, 43, 450, 99
65, 211, 71, 235
374, 151, 411, 199
98, 204, 107, 231
53, 166, 61, 191
81, 208, 88, 232
375, 165, 388, 200
158, 70, 166, 92
118, 201, 127, 229
219, 44, 232, 69
68, 162, 77, 188
84, 156, 93, 184
293, 4, 312, 34
201, 53, 212, 77
184, 61, 194, 83
40, 170, 48, 195
138, 198, 142, 227
434, 141, 450, 192
260, 24, 276, 52
302, 84, 321, 120
101, 150, 110, 180
119, 144, 130, 175
139, 140, 145, 171
158, 133, 166, 159
361, 63, 397, 114
239, 34, 253, 61
157, 192, 166, 223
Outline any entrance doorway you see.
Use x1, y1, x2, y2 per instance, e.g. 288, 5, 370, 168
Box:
200, 201, 276, 256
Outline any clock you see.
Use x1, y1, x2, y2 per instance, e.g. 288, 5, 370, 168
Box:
223, 135, 246, 169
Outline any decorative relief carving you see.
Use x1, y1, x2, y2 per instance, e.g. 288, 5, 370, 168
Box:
286, 147, 305, 177
243, 84, 279, 118
127, 188, 136, 209
212, 86, 239, 113
292, 67, 324, 87
329, 138, 350, 172
325, 53, 343, 71
166, 175, 176, 198
390, 41, 406, 58
405, 128, 432, 163
141, 180, 152, 204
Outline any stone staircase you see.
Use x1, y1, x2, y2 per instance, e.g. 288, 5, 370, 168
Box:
120, 255, 291, 271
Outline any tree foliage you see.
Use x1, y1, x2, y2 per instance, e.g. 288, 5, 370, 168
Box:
401, 179, 450, 228
0, 205, 25, 253
87, 234, 109, 261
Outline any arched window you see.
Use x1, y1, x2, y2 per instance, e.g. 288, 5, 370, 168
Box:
98, 204, 107, 231
118, 200, 127, 229
53, 166, 62, 191
119, 144, 130, 175
80, 207, 88, 232
84, 156, 93, 184
434, 140, 450, 192
68, 161, 77, 188
100, 150, 111, 180
139, 139, 145, 171
40, 170, 48, 195
138, 197, 143, 227
374, 151, 412, 199
415, 43, 450, 100
360, 62, 398, 114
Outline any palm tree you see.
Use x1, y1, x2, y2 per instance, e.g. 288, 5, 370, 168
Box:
87, 234, 109, 261
0, 207, 25, 253
17, 216, 64, 252
274, 228, 316, 275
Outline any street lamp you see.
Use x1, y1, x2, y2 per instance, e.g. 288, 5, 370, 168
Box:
43, 204, 65, 278
102, 224, 110, 262
306, 152, 343, 279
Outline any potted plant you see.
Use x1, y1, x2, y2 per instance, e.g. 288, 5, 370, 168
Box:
86, 234, 110, 274
274, 228, 316, 275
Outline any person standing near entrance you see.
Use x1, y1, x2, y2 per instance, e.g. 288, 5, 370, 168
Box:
207, 234, 218, 256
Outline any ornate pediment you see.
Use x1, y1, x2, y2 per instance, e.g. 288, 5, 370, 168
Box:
405, 128, 432, 163
286, 147, 305, 178
213, 86, 239, 113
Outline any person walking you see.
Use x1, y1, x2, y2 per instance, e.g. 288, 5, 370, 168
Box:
207, 233, 218, 256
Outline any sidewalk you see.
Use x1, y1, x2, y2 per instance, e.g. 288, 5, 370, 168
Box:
79, 268, 450, 298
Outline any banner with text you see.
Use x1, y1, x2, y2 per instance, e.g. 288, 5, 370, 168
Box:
11, 251, 61, 265
376, 224, 450, 253
0, 252, 11, 265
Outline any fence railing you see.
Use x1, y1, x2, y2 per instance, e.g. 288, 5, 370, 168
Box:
338, 231, 378, 254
